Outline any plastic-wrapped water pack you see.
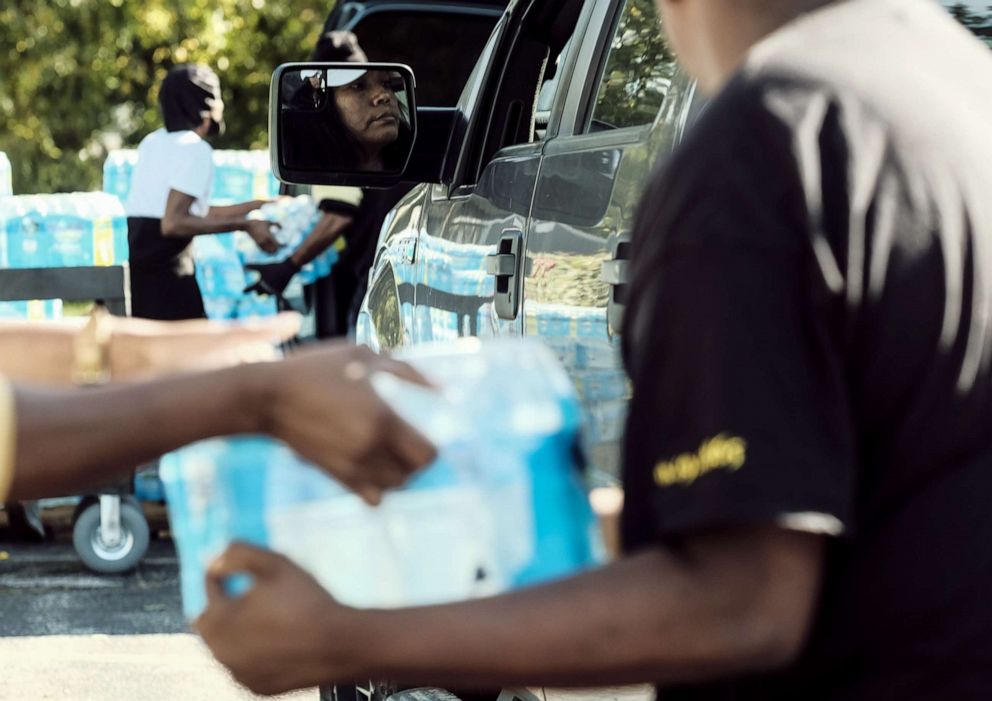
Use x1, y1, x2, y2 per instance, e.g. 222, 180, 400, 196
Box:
161, 338, 603, 618
0, 192, 129, 268
210, 150, 280, 205
240, 195, 342, 287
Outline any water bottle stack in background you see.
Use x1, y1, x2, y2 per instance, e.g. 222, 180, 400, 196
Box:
210, 150, 280, 204
0, 298, 63, 321
0, 192, 129, 269
194, 233, 245, 320
162, 338, 603, 618
0, 152, 12, 197
102, 150, 138, 203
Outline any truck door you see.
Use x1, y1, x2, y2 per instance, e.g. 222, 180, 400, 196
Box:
408, 0, 585, 343
524, 0, 680, 483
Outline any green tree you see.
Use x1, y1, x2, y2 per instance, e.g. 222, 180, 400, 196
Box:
592, 0, 674, 130
0, 0, 326, 195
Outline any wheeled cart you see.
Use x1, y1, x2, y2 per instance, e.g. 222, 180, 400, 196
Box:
0, 265, 150, 573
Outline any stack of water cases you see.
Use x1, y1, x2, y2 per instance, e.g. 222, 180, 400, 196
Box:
162, 338, 603, 618
0, 192, 129, 320
103, 150, 336, 321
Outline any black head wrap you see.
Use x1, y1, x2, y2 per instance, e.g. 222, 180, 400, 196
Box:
310, 31, 368, 62
160, 64, 225, 136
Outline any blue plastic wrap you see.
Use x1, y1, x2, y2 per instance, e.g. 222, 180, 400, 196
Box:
161, 338, 603, 617
0, 192, 129, 268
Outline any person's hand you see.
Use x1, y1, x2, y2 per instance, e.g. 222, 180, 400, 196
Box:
196, 543, 358, 696
109, 312, 301, 380
258, 343, 437, 504
243, 258, 300, 297
244, 219, 283, 254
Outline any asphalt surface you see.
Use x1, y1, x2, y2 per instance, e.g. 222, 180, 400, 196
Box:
0, 505, 316, 700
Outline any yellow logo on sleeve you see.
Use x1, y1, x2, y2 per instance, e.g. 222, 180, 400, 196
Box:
654, 434, 747, 487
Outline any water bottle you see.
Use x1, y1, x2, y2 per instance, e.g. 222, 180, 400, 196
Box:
161, 337, 602, 618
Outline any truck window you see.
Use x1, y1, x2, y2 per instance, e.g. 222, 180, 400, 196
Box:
586, 0, 675, 132
350, 11, 500, 106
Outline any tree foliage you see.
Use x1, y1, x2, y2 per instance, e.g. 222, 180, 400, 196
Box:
593, 0, 674, 131
0, 0, 326, 195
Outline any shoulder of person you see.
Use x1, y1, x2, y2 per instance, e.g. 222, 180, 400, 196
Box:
167, 130, 214, 157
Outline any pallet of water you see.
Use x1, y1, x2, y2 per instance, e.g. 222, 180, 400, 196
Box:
0, 192, 129, 268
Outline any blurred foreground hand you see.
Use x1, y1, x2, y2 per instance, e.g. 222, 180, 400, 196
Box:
0, 311, 301, 385
260, 344, 437, 504
196, 543, 350, 696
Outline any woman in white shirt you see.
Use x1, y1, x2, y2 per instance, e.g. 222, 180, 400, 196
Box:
125, 64, 281, 320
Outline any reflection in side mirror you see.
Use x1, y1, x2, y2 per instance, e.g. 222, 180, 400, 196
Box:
271, 62, 417, 185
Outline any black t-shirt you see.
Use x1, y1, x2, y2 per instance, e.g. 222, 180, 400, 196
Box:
620, 0, 992, 698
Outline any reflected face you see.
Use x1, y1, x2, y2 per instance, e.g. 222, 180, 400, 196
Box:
333, 70, 403, 150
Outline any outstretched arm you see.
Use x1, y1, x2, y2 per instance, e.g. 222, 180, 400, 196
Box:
161, 190, 281, 253
197, 527, 823, 695
3, 344, 436, 505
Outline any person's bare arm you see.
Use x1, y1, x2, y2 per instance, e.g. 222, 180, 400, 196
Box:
9, 363, 259, 499
198, 526, 824, 695
6, 344, 436, 504
161, 190, 281, 253
208, 200, 269, 220
0, 313, 299, 386
288, 211, 353, 268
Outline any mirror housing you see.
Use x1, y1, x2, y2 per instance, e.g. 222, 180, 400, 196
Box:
270, 62, 418, 188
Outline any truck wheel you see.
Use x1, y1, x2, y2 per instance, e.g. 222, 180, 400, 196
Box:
72, 500, 149, 574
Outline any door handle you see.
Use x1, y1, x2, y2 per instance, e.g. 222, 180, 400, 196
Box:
484, 254, 516, 277
601, 230, 631, 336
485, 229, 524, 320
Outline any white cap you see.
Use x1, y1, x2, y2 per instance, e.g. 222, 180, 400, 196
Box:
325, 68, 367, 88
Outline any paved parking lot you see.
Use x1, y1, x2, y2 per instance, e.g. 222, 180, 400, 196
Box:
0, 506, 315, 700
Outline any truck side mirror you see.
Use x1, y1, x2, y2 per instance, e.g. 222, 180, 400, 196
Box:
270, 62, 417, 187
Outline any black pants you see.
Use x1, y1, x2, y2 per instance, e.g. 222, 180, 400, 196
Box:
130, 266, 206, 320
128, 217, 206, 320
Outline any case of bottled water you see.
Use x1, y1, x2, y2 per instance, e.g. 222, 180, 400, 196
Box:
240, 195, 341, 290
210, 150, 280, 205
0, 299, 63, 321
161, 338, 603, 618
0, 192, 128, 268
102, 150, 138, 203
193, 233, 244, 299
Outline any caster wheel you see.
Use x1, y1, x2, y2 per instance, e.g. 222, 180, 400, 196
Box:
72, 500, 150, 574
